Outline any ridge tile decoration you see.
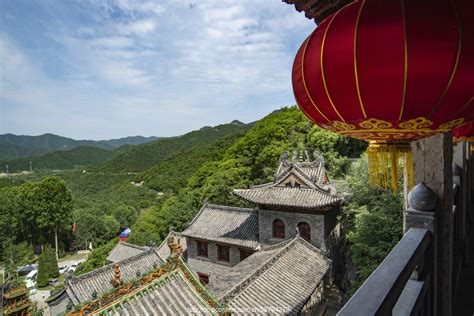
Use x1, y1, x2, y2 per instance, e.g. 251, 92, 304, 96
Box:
233, 151, 343, 212
67, 239, 226, 316
65, 248, 163, 306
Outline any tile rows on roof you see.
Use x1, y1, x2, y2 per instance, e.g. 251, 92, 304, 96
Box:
223, 237, 330, 315
100, 271, 213, 316
106, 242, 149, 263
66, 248, 163, 305
181, 204, 260, 249
233, 186, 343, 210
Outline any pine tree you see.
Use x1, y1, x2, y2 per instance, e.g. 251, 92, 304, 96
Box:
49, 245, 59, 278
37, 245, 59, 287
37, 248, 50, 287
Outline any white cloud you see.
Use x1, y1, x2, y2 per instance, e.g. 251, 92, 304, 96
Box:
0, 0, 314, 139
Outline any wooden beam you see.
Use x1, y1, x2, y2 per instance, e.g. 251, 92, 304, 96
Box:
295, 0, 320, 12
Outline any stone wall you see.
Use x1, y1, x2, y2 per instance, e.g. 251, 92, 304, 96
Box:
186, 237, 243, 266
258, 209, 331, 249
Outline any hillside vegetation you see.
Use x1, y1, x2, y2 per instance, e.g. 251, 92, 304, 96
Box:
0, 142, 50, 161
1, 146, 115, 173
136, 135, 243, 193
100, 121, 252, 172
0, 133, 158, 160
1, 106, 398, 293
129, 107, 366, 245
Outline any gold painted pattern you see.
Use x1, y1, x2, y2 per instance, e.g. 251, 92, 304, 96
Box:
321, 9, 346, 122
325, 117, 465, 141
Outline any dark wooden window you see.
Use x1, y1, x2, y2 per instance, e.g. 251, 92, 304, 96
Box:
217, 244, 230, 262
273, 219, 285, 239
297, 222, 311, 242
239, 249, 253, 261
196, 240, 208, 257
197, 272, 209, 285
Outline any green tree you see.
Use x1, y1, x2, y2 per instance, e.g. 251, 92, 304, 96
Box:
73, 209, 120, 249
37, 245, 58, 287
74, 239, 118, 276
1, 241, 33, 286
111, 205, 138, 228
35, 177, 74, 260
340, 156, 403, 291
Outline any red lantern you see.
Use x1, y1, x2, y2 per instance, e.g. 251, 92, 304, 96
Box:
453, 121, 474, 142
292, 0, 474, 190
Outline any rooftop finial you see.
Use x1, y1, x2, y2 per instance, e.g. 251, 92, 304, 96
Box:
280, 151, 289, 162
111, 264, 122, 288
313, 150, 324, 165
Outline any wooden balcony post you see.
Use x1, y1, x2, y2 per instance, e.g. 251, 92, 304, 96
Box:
411, 132, 453, 316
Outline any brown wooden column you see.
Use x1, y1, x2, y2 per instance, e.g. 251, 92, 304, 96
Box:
411, 132, 453, 316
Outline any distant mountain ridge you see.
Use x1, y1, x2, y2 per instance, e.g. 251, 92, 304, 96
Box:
1, 120, 252, 173
0, 133, 159, 160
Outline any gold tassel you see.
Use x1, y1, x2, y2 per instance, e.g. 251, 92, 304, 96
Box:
367, 142, 413, 192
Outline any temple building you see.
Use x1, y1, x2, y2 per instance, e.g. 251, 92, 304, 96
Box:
48, 151, 343, 315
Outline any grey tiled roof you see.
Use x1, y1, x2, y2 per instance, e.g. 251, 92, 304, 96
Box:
102, 271, 213, 316
234, 186, 343, 210
234, 162, 343, 211
222, 237, 330, 315
66, 248, 163, 305
181, 204, 260, 249
190, 241, 290, 298
276, 152, 326, 185
106, 242, 148, 263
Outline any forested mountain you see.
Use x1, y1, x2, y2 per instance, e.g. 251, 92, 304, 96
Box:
136, 135, 243, 193
0, 133, 159, 160
0, 106, 401, 293
0, 142, 50, 161
100, 120, 252, 172
1, 146, 115, 173
128, 107, 367, 245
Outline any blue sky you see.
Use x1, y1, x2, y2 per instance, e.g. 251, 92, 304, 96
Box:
0, 0, 314, 140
